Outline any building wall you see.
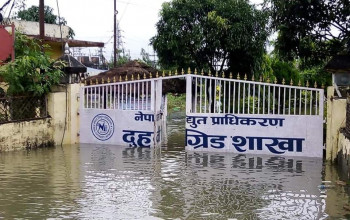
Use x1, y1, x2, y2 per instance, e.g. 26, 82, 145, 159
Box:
326, 86, 347, 161
0, 84, 82, 152
8, 19, 70, 39
0, 118, 53, 152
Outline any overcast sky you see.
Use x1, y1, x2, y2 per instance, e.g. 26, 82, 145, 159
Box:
5, 0, 263, 61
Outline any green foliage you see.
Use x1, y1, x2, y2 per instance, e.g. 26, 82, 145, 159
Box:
0, 33, 64, 96
167, 93, 186, 112
265, 0, 349, 66
108, 50, 131, 68
151, 0, 269, 77
15, 5, 75, 39
259, 54, 332, 88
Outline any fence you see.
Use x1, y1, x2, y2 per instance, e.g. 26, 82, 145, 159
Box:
345, 95, 350, 139
0, 96, 47, 124
83, 79, 155, 111
82, 72, 323, 117
190, 75, 323, 116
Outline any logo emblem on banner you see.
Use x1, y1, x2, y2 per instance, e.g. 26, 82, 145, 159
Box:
91, 114, 115, 141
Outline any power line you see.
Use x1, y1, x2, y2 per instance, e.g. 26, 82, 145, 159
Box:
0, 0, 12, 11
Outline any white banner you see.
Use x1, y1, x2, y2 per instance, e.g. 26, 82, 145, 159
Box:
186, 113, 323, 158
80, 109, 154, 147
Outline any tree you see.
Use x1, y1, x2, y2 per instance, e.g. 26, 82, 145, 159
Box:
265, 0, 349, 68
0, 33, 64, 96
151, 0, 269, 77
15, 5, 75, 39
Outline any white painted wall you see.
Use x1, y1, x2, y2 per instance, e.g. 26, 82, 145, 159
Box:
7, 19, 70, 38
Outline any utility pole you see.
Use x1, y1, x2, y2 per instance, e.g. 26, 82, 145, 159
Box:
113, 0, 117, 68
39, 0, 45, 40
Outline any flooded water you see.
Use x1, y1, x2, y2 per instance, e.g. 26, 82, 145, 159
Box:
1, 112, 350, 219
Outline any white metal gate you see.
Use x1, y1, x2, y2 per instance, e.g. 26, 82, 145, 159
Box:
80, 71, 324, 158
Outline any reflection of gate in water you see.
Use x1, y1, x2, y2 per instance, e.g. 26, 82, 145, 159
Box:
80, 71, 324, 158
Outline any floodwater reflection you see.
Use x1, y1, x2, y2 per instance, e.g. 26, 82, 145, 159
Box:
0, 113, 349, 219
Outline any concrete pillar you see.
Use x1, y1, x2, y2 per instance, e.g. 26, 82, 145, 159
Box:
47, 83, 82, 145
326, 86, 347, 161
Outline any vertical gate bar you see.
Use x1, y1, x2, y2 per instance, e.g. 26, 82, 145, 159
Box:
105, 86, 107, 109
257, 84, 260, 114
195, 77, 198, 113
151, 80, 155, 111
273, 85, 275, 114
299, 89, 302, 115
200, 78, 203, 113
283, 87, 286, 115
238, 82, 241, 114
142, 82, 144, 110
278, 87, 281, 115
121, 84, 124, 110
98, 87, 100, 109
133, 82, 136, 110
243, 82, 246, 114
91, 87, 93, 109
204, 79, 207, 113
248, 83, 250, 114
223, 80, 226, 114
146, 81, 149, 110
107, 85, 109, 109
319, 90, 324, 116
228, 81, 231, 113
90, 87, 93, 108
213, 79, 218, 113
125, 84, 128, 110
233, 81, 236, 114
294, 88, 296, 115
97, 86, 100, 109
209, 79, 212, 113
128, 82, 132, 110
304, 89, 307, 115
267, 85, 270, 114
186, 75, 192, 114
263, 85, 266, 114
104, 86, 107, 109
88, 87, 90, 108
219, 80, 222, 113
137, 82, 140, 110
113, 85, 116, 109
110, 85, 112, 109
253, 84, 256, 114
117, 84, 120, 109
288, 87, 291, 115
310, 90, 313, 115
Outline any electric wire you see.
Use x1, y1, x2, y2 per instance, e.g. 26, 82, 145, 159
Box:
0, 0, 11, 11
7, 0, 15, 20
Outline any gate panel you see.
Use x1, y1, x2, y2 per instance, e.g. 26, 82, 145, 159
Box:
80, 79, 157, 147
185, 75, 324, 158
